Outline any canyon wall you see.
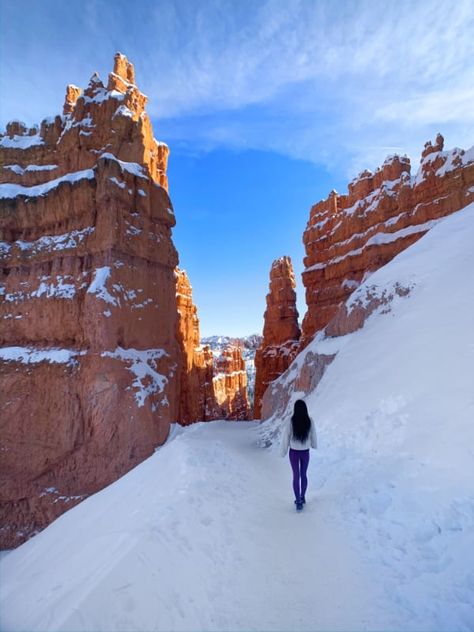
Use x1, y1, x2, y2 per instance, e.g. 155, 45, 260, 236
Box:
259, 134, 474, 420
176, 269, 250, 423
0, 54, 180, 548
256, 135, 474, 418
254, 256, 300, 418
301, 134, 474, 345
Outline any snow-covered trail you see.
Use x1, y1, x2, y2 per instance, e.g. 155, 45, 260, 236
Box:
1, 421, 398, 632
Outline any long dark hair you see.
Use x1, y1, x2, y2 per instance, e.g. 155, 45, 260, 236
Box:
291, 399, 311, 442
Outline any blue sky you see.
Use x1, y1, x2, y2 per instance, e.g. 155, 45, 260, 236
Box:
1, 0, 473, 336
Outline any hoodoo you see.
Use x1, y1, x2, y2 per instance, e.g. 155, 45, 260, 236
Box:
301, 135, 474, 345
0, 53, 179, 548
254, 256, 300, 418
176, 268, 250, 423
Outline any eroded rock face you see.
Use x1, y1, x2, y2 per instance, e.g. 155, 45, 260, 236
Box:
201, 334, 262, 408
175, 268, 214, 424
0, 53, 179, 548
260, 278, 414, 423
301, 136, 474, 345
254, 256, 300, 419
175, 269, 250, 423
211, 346, 250, 420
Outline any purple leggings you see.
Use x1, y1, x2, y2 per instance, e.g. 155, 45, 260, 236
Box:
289, 448, 310, 500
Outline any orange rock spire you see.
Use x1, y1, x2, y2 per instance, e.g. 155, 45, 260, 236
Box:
175, 268, 251, 423
253, 256, 301, 418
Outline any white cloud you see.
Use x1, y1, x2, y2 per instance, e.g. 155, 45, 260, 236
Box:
2, 0, 473, 181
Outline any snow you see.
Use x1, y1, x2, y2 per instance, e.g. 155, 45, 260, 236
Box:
344, 180, 400, 217
0, 169, 95, 200
2, 205, 474, 631
413, 144, 474, 186
82, 88, 124, 105
3, 164, 57, 175
101, 347, 168, 407
0, 133, 44, 149
1, 274, 88, 303
305, 217, 440, 272
99, 153, 147, 179
87, 267, 116, 305
0, 227, 94, 259
86, 267, 153, 308
342, 278, 359, 290
31, 276, 76, 300
109, 176, 126, 189
261, 201, 474, 630
0, 346, 85, 365
113, 105, 134, 119
0, 421, 396, 632
126, 223, 141, 236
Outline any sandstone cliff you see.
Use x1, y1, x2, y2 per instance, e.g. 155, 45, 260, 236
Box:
176, 269, 250, 423
254, 256, 300, 418
301, 134, 474, 346
202, 334, 262, 408
0, 53, 178, 548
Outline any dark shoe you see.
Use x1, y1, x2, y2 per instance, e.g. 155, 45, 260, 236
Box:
302, 496, 306, 504
296, 500, 303, 511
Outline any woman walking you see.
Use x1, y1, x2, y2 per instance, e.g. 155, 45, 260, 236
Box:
280, 399, 317, 511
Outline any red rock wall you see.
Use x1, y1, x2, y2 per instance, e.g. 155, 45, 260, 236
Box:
175, 268, 250, 423
301, 134, 474, 345
254, 256, 300, 418
175, 268, 214, 424
0, 54, 179, 548
212, 347, 250, 420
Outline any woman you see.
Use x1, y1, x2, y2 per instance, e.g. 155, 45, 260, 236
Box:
280, 399, 317, 511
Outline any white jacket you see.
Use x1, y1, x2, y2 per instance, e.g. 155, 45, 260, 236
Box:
280, 417, 317, 457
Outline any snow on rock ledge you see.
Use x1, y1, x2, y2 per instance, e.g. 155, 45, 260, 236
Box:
0, 53, 179, 549
301, 134, 474, 346
0, 346, 86, 365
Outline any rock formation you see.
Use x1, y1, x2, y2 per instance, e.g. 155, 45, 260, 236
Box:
211, 346, 250, 420
201, 334, 262, 408
301, 135, 474, 346
176, 268, 215, 424
254, 256, 300, 418
0, 53, 179, 548
176, 269, 250, 423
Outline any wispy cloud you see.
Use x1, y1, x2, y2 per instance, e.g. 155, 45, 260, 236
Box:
1, 0, 473, 179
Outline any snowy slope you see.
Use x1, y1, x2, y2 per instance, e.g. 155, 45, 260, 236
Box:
260, 201, 474, 629
1, 204, 474, 631
0, 422, 398, 632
